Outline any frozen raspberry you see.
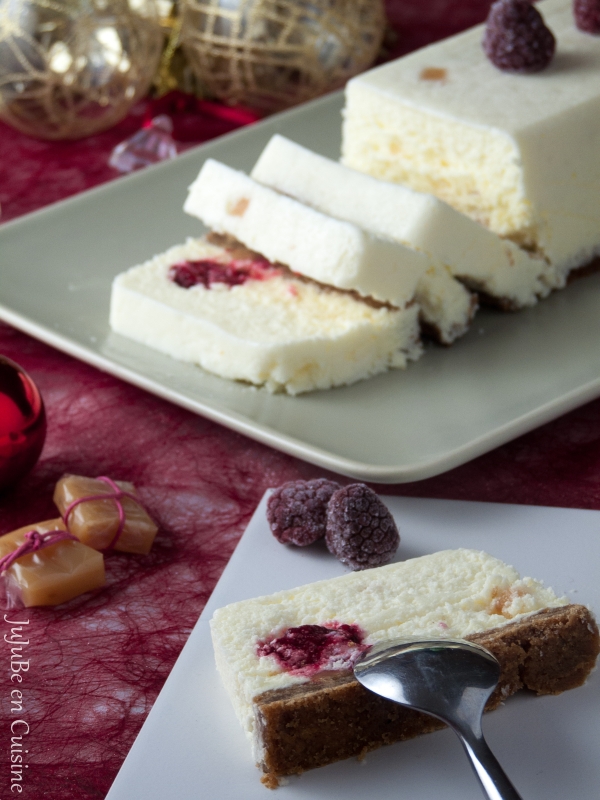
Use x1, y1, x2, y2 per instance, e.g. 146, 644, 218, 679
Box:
325, 484, 399, 571
574, 0, 600, 33
267, 478, 341, 546
482, 0, 556, 73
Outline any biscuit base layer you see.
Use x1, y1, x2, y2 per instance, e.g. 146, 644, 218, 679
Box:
254, 604, 599, 786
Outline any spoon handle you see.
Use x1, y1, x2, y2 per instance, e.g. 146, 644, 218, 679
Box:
456, 729, 524, 800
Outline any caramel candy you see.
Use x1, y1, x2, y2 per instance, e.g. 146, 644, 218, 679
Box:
0, 519, 105, 608
53, 474, 158, 554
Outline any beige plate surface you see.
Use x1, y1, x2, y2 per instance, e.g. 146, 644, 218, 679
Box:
2, 92, 600, 482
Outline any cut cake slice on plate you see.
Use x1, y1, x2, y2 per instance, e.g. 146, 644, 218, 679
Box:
252, 134, 549, 323
109, 237, 422, 395
184, 159, 427, 311
210, 548, 599, 786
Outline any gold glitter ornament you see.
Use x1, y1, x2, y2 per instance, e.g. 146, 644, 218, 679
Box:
0, 0, 164, 140
152, 4, 203, 98
180, 0, 386, 113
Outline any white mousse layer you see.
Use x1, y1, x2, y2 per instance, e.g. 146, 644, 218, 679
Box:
253, 134, 548, 313
211, 547, 566, 754
109, 238, 422, 395
184, 159, 427, 308
342, 0, 600, 285
253, 136, 475, 340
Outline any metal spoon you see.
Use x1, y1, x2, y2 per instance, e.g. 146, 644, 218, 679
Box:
354, 638, 524, 800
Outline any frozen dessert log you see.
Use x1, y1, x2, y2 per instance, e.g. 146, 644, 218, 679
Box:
341, 0, 600, 286
183, 159, 427, 310
109, 237, 422, 395
53, 474, 158, 555
0, 519, 105, 608
252, 135, 477, 343
253, 134, 549, 315
210, 548, 599, 784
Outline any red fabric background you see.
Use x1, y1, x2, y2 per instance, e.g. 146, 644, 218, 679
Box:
3, 1, 600, 797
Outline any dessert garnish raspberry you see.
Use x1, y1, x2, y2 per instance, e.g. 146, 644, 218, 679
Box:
266, 478, 341, 546
325, 484, 400, 571
257, 622, 370, 677
574, 0, 600, 33
482, 0, 556, 73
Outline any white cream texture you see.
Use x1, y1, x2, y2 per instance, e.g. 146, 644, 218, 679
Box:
184, 159, 427, 308
109, 238, 421, 394
211, 548, 566, 747
342, 0, 600, 284
252, 135, 548, 319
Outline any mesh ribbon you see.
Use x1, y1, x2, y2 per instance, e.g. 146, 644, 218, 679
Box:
62, 476, 140, 551
0, 529, 79, 575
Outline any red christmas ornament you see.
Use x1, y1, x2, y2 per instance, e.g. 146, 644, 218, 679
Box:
0, 355, 46, 491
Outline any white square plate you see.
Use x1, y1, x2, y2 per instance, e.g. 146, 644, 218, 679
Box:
106, 495, 600, 800
2, 92, 600, 482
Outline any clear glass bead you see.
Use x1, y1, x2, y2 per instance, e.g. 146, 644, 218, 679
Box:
109, 114, 177, 172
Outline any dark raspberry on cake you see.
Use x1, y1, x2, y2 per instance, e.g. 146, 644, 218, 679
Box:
325, 484, 399, 570
266, 479, 341, 546
574, 0, 600, 33
482, 0, 556, 73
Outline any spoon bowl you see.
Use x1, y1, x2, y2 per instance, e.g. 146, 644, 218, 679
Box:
354, 638, 524, 800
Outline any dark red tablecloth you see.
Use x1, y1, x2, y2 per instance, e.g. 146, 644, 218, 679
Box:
3, 2, 600, 798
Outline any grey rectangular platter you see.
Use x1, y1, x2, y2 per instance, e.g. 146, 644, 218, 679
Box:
2, 91, 600, 483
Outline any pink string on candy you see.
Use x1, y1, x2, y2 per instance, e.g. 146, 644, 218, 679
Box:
0, 529, 79, 575
62, 476, 140, 550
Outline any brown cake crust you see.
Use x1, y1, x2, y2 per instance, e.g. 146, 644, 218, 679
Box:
566, 254, 600, 283
254, 604, 599, 785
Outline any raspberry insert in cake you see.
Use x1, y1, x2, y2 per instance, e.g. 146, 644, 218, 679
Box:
210, 548, 599, 785
109, 237, 422, 395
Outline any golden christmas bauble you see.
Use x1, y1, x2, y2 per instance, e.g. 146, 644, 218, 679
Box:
180, 0, 386, 113
0, 0, 164, 140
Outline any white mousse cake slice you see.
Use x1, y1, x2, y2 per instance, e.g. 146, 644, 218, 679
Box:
252, 134, 548, 319
211, 547, 599, 784
109, 237, 422, 395
184, 159, 427, 309
252, 135, 477, 344
341, 0, 600, 287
